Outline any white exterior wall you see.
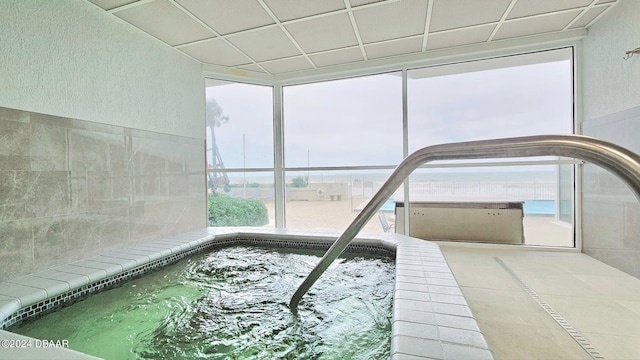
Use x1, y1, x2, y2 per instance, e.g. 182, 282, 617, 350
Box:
0, 0, 204, 139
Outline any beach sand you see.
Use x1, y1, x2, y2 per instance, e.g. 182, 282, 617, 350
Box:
263, 197, 572, 246
266, 197, 386, 234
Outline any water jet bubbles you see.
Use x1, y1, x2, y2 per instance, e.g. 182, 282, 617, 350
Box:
15, 247, 394, 359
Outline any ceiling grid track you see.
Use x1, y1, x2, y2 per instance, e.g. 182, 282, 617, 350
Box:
565, 0, 599, 30
344, 0, 368, 61
421, 0, 434, 52
87, 0, 621, 81
566, 0, 618, 30
168, 0, 272, 75
581, 3, 618, 28
106, 0, 154, 14
513, 7, 598, 21
487, 0, 519, 42
257, 0, 318, 70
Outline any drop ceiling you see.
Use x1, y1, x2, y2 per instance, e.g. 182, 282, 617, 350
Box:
87, 0, 619, 81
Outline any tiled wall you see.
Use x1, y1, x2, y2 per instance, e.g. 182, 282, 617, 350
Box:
0, 107, 206, 281
582, 105, 640, 278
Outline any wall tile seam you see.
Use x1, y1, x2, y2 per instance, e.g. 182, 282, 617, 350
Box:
2, 106, 205, 144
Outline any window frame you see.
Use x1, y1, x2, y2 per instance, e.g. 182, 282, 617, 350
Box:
205, 42, 581, 247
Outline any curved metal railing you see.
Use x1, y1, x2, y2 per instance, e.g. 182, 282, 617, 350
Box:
289, 135, 640, 311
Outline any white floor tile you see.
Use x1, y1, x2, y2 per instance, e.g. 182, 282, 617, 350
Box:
439, 244, 640, 359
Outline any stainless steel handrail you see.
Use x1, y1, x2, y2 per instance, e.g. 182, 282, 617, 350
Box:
289, 135, 640, 311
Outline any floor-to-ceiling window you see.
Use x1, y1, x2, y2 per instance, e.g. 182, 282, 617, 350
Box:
205, 47, 576, 246
282, 72, 403, 233
205, 79, 275, 227
406, 48, 575, 246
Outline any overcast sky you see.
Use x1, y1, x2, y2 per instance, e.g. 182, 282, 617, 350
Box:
206, 52, 572, 171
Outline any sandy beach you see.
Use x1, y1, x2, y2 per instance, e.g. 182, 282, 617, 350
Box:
266, 196, 386, 234
264, 197, 573, 246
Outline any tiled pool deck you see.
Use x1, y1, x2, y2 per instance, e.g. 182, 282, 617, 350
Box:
0, 227, 493, 360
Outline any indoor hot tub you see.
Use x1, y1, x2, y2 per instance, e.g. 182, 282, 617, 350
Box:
0, 228, 492, 359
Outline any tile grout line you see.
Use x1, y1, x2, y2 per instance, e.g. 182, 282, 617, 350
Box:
493, 257, 605, 360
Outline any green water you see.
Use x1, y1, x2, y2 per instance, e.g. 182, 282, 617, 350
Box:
13, 247, 395, 359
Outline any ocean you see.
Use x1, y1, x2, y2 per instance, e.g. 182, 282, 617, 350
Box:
220, 169, 562, 201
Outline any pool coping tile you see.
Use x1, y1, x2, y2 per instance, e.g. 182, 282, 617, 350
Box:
0, 297, 21, 322
99, 251, 150, 266
6, 276, 70, 299
392, 335, 445, 359
86, 256, 138, 272
29, 270, 91, 290
144, 240, 188, 254
435, 313, 481, 332
69, 260, 123, 277
442, 343, 494, 360
438, 326, 489, 349
47, 265, 106, 283
0, 283, 47, 309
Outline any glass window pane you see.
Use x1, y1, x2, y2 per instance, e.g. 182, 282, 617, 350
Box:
558, 163, 574, 224
402, 165, 573, 247
207, 171, 275, 228
407, 48, 573, 153
285, 170, 398, 233
205, 80, 274, 169
405, 48, 574, 248
283, 73, 403, 167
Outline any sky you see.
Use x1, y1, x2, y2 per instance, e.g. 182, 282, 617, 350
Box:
205, 49, 573, 172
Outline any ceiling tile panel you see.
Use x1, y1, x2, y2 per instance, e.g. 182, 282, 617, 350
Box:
507, 0, 593, 20
353, 0, 427, 44
569, 6, 609, 28
175, 0, 274, 35
259, 57, 314, 74
114, 0, 214, 46
180, 39, 251, 66
427, 24, 495, 50
285, 13, 358, 53
494, 10, 582, 41
364, 37, 422, 59
93, 0, 620, 79
309, 47, 364, 67
226, 27, 301, 62
429, 0, 511, 32
88, 0, 138, 11
263, 0, 345, 22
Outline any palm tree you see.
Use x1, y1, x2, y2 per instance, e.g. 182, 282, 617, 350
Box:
206, 98, 229, 145
206, 98, 230, 192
